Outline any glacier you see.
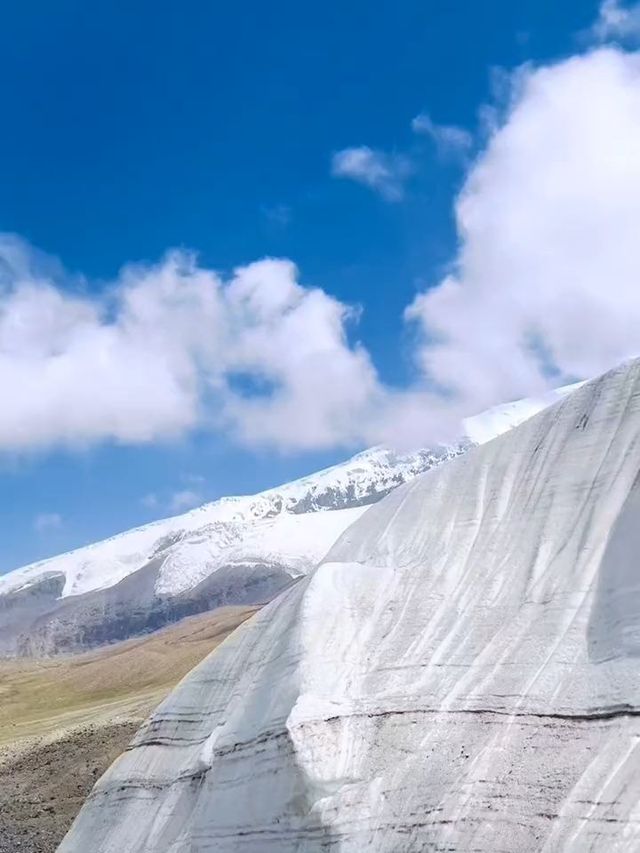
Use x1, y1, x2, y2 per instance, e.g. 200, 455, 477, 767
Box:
0, 387, 560, 657
58, 360, 640, 851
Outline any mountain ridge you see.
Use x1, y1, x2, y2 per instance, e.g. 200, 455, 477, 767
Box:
0, 444, 466, 602
0, 386, 577, 656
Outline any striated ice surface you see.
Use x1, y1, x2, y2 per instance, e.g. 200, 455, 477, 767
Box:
59, 362, 640, 851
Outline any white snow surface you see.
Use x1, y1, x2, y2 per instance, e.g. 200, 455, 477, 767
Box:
0, 445, 460, 600
59, 360, 640, 851
463, 381, 581, 443
0, 391, 562, 603
0, 478, 369, 600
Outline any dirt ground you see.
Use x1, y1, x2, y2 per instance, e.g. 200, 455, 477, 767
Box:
0, 720, 140, 853
0, 605, 258, 852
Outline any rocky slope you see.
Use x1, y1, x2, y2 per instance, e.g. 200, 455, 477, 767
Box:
59, 360, 640, 852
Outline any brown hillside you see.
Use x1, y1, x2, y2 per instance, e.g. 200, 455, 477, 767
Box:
0, 605, 258, 853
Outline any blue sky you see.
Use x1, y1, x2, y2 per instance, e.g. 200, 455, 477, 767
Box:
1, 0, 635, 571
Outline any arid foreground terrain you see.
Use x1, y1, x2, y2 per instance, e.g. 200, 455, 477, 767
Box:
0, 606, 257, 853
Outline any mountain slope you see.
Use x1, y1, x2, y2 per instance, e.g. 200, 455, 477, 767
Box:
0, 386, 576, 657
60, 360, 640, 852
0, 445, 465, 656
3, 384, 574, 604
0, 606, 257, 853
0, 444, 464, 602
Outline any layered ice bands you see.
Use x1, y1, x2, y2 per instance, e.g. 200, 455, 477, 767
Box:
59, 359, 640, 852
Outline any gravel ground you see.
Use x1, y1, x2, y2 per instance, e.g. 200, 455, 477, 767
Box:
0, 722, 139, 853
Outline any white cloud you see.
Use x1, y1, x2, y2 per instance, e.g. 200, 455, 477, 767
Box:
331, 146, 411, 200
411, 113, 473, 157
0, 240, 216, 450
4, 48, 640, 456
169, 489, 202, 512
0, 241, 383, 453
34, 512, 63, 533
141, 493, 159, 510
407, 48, 640, 414
592, 0, 640, 41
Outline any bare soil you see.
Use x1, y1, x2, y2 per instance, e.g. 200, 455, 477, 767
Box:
0, 720, 139, 853
0, 606, 258, 852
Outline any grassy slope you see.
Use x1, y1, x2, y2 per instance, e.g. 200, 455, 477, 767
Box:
0, 604, 259, 747
0, 605, 259, 853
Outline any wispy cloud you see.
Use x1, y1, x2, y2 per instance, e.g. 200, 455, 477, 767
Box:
411, 113, 473, 158
182, 473, 205, 486
169, 489, 202, 512
331, 146, 411, 201
592, 0, 640, 41
141, 479, 206, 515
34, 512, 63, 534
140, 493, 159, 510
411, 113, 473, 155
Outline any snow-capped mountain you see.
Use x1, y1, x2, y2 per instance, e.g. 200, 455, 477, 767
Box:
0, 444, 465, 656
0, 444, 464, 602
60, 361, 640, 853
0, 387, 573, 656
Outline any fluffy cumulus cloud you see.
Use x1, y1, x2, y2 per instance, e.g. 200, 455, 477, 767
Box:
331, 146, 411, 200
0, 238, 382, 452
3, 47, 640, 456
407, 47, 640, 414
0, 240, 218, 450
